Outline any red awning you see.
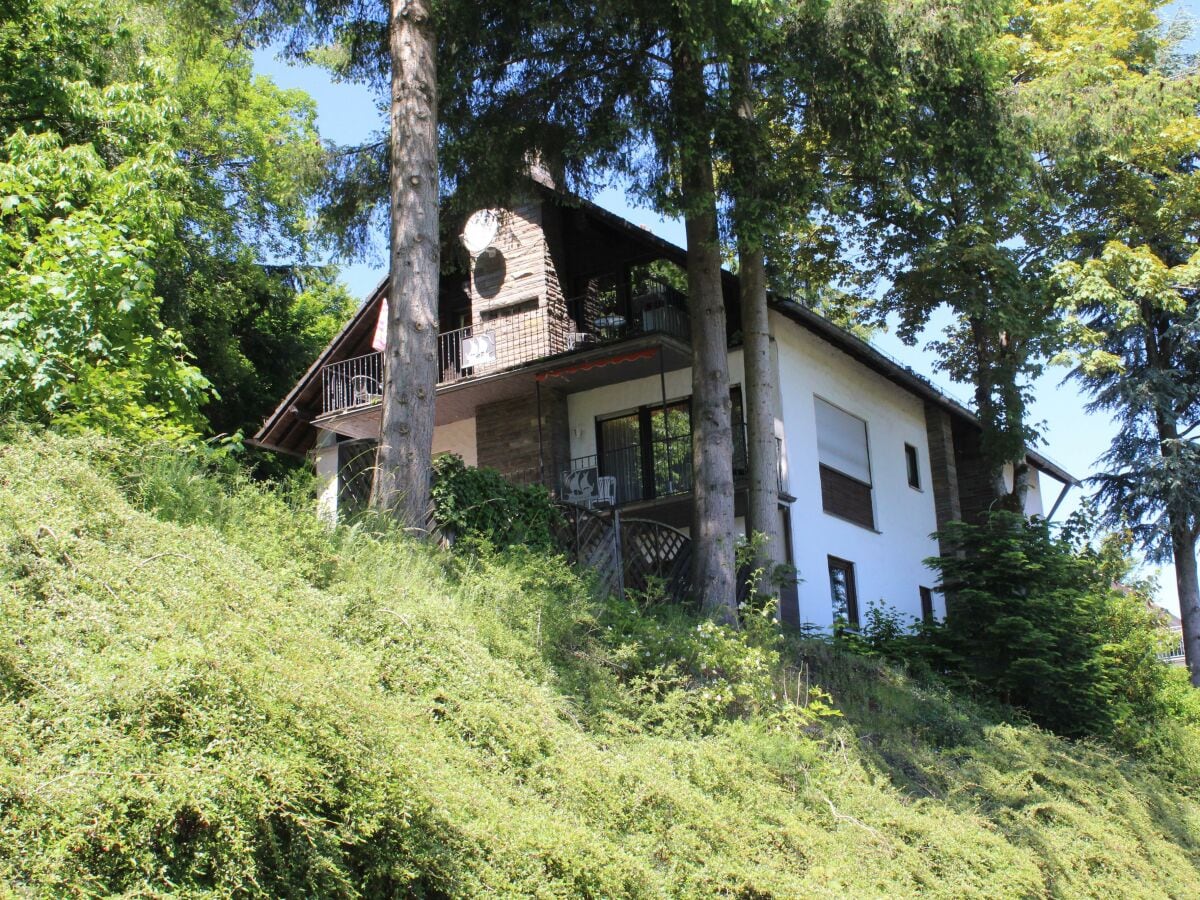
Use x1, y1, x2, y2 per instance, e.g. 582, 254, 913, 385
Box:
535, 346, 660, 382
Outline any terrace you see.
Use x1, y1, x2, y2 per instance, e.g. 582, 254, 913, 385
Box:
318, 277, 690, 417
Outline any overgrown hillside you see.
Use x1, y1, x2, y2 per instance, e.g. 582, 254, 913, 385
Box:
3, 433, 1200, 897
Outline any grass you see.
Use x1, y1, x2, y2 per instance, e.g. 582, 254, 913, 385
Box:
1, 429, 1199, 897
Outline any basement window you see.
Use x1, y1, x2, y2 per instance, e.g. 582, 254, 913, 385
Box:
815, 397, 874, 530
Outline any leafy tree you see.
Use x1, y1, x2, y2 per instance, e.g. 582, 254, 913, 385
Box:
1, 0, 349, 443
927, 511, 1157, 739
0, 0, 209, 442
832, 0, 1056, 510
1010, 0, 1200, 684
139, 1, 345, 439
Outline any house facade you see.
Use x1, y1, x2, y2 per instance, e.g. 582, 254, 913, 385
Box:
254, 184, 1076, 630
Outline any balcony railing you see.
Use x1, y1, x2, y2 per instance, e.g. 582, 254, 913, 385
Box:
320, 288, 692, 416
563, 425, 755, 507
1159, 626, 1185, 664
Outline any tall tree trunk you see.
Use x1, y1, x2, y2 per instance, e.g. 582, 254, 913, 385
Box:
672, 42, 737, 624
1142, 308, 1200, 683
371, 0, 439, 529
1171, 522, 1200, 687
731, 61, 784, 602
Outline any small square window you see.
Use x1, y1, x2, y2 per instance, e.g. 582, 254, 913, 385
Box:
905, 444, 921, 489
828, 556, 859, 629
919, 586, 934, 623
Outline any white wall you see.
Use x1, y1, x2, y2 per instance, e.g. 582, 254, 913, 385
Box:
1002, 462, 1045, 518
771, 311, 943, 628
312, 431, 339, 525
565, 336, 942, 627
565, 356, 740, 461
433, 416, 477, 467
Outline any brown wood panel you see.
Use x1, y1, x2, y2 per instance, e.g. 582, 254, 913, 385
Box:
819, 464, 874, 530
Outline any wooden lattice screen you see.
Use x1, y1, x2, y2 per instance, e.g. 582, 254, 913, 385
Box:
337, 439, 377, 519
618, 518, 693, 606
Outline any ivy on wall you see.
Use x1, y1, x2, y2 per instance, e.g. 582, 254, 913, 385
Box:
430, 454, 563, 550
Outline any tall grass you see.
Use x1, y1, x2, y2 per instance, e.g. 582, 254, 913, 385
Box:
2, 429, 1199, 897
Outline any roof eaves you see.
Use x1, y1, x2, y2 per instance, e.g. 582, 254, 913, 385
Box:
250, 275, 388, 454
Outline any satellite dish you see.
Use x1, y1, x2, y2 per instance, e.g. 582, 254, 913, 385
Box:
461, 209, 501, 256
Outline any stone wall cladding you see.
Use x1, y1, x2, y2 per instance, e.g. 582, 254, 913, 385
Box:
475, 390, 570, 489
923, 401, 962, 544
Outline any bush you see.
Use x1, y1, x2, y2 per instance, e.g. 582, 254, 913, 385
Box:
926, 511, 1188, 743
430, 453, 563, 550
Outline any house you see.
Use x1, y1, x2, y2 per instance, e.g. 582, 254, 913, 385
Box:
253, 183, 1078, 630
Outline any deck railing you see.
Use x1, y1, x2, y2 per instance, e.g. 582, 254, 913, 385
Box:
321, 291, 693, 415
562, 424, 757, 507
1159, 626, 1186, 664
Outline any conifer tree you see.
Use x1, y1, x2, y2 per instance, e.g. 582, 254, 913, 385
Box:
1014, 0, 1200, 683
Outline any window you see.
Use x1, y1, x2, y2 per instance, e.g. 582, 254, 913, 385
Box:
919, 586, 934, 624
594, 388, 746, 505
905, 443, 921, 489
815, 397, 874, 529
828, 556, 859, 629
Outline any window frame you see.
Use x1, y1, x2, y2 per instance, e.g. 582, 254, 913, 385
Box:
827, 555, 860, 630
593, 386, 746, 504
814, 396, 875, 530
905, 443, 922, 490
919, 585, 935, 624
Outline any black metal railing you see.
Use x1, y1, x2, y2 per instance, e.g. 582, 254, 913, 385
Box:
564, 275, 690, 346
321, 351, 383, 415
320, 287, 695, 416
564, 423, 751, 507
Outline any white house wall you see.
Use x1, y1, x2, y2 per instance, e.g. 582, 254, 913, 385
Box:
565, 349, 780, 460
771, 311, 943, 628
433, 416, 478, 467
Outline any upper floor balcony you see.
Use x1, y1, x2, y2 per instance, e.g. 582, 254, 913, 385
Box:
318, 276, 690, 416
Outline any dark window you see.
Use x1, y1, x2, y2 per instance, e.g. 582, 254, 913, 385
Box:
905, 443, 921, 489
815, 398, 874, 529
828, 556, 859, 629
919, 586, 934, 623
597, 411, 644, 504
593, 387, 745, 505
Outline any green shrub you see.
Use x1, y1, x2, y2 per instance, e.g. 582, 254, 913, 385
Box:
3, 432, 1200, 896
926, 511, 1191, 743
430, 453, 563, 550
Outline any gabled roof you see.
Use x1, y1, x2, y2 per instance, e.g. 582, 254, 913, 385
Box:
252, 186, 1079, 488
253, 276, 389, 456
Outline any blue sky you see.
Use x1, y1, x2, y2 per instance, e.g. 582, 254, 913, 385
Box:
253, 4, 1200, 611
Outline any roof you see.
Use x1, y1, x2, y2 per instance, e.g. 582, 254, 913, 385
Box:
252, 187, 1080, 488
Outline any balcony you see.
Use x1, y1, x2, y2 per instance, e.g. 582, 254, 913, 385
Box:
319, 277, 690, 417
1159, 626, 1185, 665
562, 424, 754, 508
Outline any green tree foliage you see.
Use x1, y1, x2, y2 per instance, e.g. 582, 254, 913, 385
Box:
0, 0, 209, 441
926, 510, 1193, 743
0, 0, 347, 442
1015, 0, 1200, 683
829, 0, 1057, 507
